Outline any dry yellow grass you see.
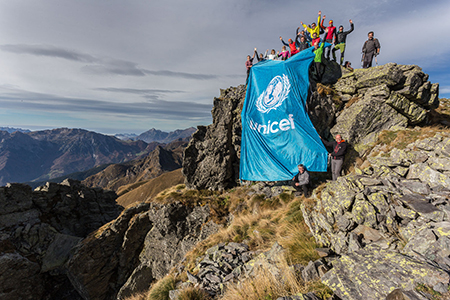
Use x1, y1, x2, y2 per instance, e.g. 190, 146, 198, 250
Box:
176, 287, 209, 300
219, 256, 332, 300
344, 96, 360, 108
116, 169, 185, 208
183, 196, 319, 273
122, 292, 147, 300
146, 275, 175, 300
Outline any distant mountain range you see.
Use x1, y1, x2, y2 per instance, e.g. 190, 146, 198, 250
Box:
115, 127, 196, 143
0, 126, 196, 186
0, 126, 31, 134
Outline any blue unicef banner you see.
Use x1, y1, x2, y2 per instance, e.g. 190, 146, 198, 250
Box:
240, 48, 328, 181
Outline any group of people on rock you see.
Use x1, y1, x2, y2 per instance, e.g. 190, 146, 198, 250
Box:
245, 11, 381, 82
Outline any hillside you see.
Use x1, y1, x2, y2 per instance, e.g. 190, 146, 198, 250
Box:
115, 168, 185, 208
0, 128, 151, 186
81, 140, 187, 192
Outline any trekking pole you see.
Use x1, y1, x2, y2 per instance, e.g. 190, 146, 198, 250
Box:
375, 53, 378, 66
361, 53, 364, 68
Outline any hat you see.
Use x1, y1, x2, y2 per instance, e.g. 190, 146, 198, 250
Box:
288, 38, 293, 42
329, 20, 333, 24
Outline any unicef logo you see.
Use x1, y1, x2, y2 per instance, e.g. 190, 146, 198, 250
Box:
256, 74, 291, 114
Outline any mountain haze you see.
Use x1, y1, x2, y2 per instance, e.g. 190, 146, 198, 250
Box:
0, 128, 151, 186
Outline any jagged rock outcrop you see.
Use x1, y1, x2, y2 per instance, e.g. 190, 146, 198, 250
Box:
302, 132, 450, 299
331, 63, 439, 146
67, 202, 219, 300
183, 85, 246, 190
0, 179, 121, 300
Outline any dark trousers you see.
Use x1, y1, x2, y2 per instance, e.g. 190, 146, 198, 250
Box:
314, 62, 324, 81
324, 39, 332, 59
363, 52, 374, 68
291, 180, 308, 195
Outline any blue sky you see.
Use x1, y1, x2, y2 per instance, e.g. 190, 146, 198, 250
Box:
0, 0, 449, 134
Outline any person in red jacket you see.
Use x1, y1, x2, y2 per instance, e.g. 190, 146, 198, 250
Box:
280, 36, 299, 57
321, 134, 348, 181
320, 16, 337, 60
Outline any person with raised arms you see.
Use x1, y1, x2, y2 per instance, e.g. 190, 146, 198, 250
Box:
301, 11, 322, 39
320, 15, 337, 60
332, 20, 354, 65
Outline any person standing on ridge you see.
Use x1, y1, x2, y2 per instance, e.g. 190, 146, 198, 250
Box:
313, 39, 327, 82
320, 15, 337, 60
245, 50, 256, 83
362, 31, 380, 68
332, 20, 354, 65
321, 134, 348, 181
291, 164, 310, 197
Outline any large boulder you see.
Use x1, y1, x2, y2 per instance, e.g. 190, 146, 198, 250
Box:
322, 249, 449, 300
331, 63, 439, 145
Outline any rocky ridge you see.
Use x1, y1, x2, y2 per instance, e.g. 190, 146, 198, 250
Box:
0, 179, 122, 300
67, 201, 219, 300
331, 63, 439, 146
302, 131, 450, 299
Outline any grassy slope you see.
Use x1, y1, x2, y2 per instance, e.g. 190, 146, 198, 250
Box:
116, 168, 184, 208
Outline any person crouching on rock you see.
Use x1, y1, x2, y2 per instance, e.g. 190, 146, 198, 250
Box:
292, 164, 310, 196
321, 134, 348, 180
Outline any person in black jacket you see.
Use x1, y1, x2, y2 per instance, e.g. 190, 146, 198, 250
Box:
321, 134, 348, 181
332, 20, 354, 65
291, 164, 310, 196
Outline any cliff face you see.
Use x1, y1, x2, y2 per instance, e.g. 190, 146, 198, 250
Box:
183, 86, 246, 190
